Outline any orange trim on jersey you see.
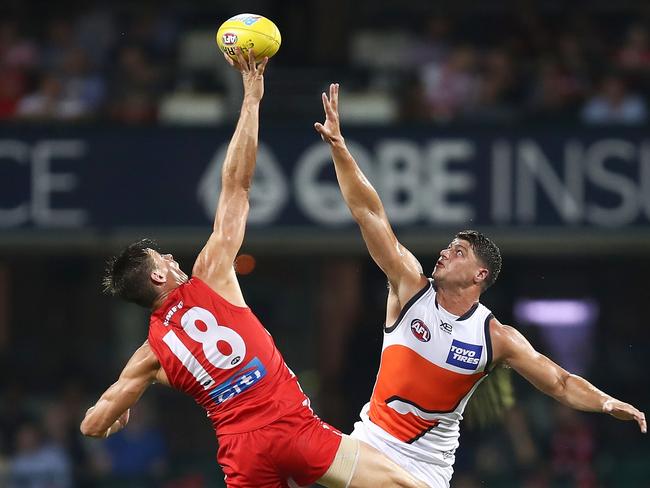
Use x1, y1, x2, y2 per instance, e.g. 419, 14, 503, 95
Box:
369, 344, 485, 442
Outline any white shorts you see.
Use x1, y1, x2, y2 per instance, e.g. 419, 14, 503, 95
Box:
350, 420, 453, 488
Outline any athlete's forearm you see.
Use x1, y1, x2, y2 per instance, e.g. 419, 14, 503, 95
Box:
80, 400, 128, 438
220, 99, 260, 194
552, 373, 611, 412
330, 138, 384, 220
81, 406, 127, 438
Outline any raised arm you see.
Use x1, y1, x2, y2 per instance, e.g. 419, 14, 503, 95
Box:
490, 318, 646, 433
314, 83, 426, 306
80, 341, 166, 438
192, 50, 268, 304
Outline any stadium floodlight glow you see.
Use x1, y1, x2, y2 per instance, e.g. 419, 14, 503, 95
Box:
513, 299, 599, 328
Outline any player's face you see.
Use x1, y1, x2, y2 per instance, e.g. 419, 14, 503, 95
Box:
149, 249, 177, 271
147, 249, 188, 284
432, 239, 485, 288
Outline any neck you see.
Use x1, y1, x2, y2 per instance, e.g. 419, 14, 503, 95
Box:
435, 285, 480, 316
151, 275, 188, 310
151, 290, 171, 311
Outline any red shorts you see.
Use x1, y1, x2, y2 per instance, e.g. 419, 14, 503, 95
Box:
217, 406, 342, 488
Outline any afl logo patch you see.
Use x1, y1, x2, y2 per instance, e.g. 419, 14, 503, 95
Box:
410, 319, 431, 342
222, 33, 238, 45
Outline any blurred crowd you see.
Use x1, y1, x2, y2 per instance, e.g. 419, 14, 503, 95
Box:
0, 2, 648, 124
0, 4, 176, 124
0, 382, 609, 488
394, 14, 650, 124
0, 382, 171, 488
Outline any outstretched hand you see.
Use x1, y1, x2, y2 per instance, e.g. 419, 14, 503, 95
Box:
314, 83, 343, 145
603, 398, 646, 433
105, 408, 130, 438
223, 48, 268, 102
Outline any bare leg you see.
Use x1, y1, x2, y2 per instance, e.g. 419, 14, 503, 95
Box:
318, 435, 429, 488
348, 440, 429, 488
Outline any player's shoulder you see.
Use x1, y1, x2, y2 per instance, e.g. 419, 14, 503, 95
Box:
488, 316, 510, 339
401, 276, 434, 309
488, 316, 518, 335
401, 275, 434, 301
488, 317, 528, 362
128, 340, 162, 370
171, 276, 210, 299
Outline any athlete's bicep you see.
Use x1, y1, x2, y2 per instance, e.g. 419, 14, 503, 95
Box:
192, 239, 245, 305
192, 189, 248, 304
357, 210, 426, 303
491, 319, 569, 397
194, 185, 249, 274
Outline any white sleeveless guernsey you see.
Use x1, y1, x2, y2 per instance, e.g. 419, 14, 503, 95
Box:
353, 280, 494, 470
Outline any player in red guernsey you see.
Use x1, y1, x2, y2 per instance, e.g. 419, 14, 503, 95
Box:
80, 50, 427, 488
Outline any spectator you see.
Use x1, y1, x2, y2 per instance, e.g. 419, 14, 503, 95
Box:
471, 48, 519, 122
0, 68, 26, 119
0, 20, 40, 69
528, 58, 585, 119
108, 45, 161, 123
420, 46, 480, 121
60, 48, 106, 116
9, 421, 71, 488
91, 402, 167, 480
581, 74, 647, 124
557, 34, 591, 82
0, 384, 32, 458
42, 398, 90, 486
550, 405, 597, 488
617, 24, 650, 72
16, 73, 86, 120
408, 16, 453, 68
41, 19, 77, 73
75, 6, 116, 69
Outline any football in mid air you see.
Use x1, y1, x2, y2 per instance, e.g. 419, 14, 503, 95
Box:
216, 14, 281, 61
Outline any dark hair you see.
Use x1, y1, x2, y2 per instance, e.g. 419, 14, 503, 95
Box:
103, 238, 159, 308
455, 230, 502, 291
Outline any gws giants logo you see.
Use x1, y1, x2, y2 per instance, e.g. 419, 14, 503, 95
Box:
410, 319, 431, 342
446, 339, 482, 370
222, 33, 238, 45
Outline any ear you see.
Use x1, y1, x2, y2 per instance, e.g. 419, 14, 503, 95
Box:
151, 268, 168, 285
474, 267, 488, 286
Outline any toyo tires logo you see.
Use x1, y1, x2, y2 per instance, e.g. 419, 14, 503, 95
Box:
446, 339, 482, 370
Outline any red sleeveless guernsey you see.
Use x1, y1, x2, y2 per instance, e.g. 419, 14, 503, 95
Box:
148, 277, 308, 435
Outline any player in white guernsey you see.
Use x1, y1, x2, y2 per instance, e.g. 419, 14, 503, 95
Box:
315, 83, 647, 487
